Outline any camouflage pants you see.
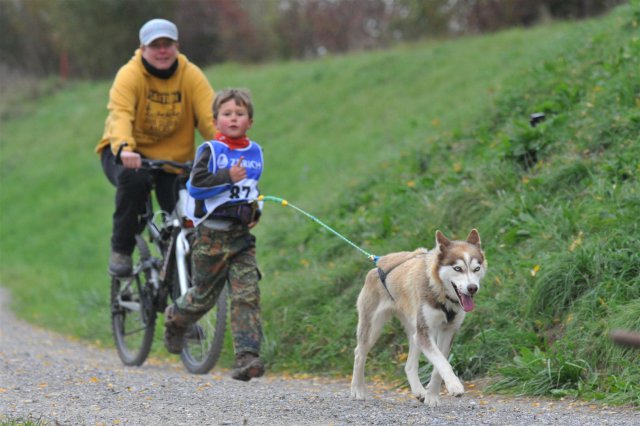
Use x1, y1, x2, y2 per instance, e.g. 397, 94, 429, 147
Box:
171, 224, 262, 355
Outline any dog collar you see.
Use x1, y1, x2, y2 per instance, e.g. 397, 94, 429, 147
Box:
438, 301, 458, 323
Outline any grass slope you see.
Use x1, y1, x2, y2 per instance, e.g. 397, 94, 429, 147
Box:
1, 2, 638, 405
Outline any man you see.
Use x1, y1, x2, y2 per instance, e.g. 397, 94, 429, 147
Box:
96, 18, 216, 276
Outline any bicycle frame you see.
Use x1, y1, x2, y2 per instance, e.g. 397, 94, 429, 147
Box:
140, 173, 194, 304
173, 189, 192, 296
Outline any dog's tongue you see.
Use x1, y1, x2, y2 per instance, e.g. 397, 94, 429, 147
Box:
461, 294, 475, 312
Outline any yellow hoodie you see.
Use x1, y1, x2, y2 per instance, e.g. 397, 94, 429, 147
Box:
95, 49, 216, 164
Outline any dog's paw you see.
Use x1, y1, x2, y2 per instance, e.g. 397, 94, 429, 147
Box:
414, 390, 438, 406
445, 379, 464, 397
350, 387, 366, 400
422, 394, 441, 407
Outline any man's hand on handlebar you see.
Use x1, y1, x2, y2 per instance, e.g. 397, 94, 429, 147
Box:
114, 143, 192, 172
120, 150, 142, 169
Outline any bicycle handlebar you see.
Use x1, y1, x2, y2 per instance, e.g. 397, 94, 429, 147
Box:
114, 143, 192, 172
140, 158, 193, 171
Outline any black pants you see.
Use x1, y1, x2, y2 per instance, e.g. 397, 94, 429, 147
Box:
101, 149, 178, 255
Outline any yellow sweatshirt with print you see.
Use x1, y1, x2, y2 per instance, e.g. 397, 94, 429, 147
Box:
95, 49, 216, 165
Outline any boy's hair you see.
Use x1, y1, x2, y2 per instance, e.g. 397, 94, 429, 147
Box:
213, 88, 254, 119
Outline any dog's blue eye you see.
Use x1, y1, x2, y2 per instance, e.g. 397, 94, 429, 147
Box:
474, 266, 481, 272
453, 266, 463, 272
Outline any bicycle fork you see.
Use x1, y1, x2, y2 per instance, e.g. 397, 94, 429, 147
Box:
174, 226, 191, 296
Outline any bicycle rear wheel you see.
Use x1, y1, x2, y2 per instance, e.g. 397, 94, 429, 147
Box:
111, 235, 157, 366
181, 286, 228, 374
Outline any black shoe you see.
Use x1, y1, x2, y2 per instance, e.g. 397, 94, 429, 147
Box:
232, 352, 265, 382
164, 324, 186, 354
108, 251, 132, 277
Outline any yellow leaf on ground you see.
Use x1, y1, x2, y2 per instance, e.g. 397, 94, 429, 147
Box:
530, 264, 541, 277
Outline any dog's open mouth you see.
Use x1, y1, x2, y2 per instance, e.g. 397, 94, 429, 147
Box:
452, 283, 475, 312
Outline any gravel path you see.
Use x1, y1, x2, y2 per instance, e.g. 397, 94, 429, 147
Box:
1, 287, 638, 425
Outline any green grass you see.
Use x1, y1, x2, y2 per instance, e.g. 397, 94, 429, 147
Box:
0, 418, 49, 426
1, 2, 639, 405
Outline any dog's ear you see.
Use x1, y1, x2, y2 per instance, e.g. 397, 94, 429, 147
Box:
435, 230, 451, 251
466, 229, 481, 247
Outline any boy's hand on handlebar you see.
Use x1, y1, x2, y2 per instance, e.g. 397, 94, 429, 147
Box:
230, 156, 247, 182
121, 151, 142, 169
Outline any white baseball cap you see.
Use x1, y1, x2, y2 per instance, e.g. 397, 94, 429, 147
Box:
139, 19, 178, 46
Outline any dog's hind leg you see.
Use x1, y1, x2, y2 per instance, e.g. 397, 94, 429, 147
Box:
351, 283, 392, 400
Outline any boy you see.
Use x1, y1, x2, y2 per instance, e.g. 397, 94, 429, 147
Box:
163, 89, 265, 381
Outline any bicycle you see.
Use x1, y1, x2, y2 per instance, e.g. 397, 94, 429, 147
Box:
109, 147, 227, 374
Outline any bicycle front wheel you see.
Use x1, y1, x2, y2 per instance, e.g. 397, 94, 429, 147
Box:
110, 235, 157, 366
181, 286, 228, 374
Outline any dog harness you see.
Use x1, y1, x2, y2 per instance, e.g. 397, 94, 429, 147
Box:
376, 267, 396, 301
377, 252, 460, 323
376, 252, 429, 301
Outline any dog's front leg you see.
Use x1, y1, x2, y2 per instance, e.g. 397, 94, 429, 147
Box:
424, 328, 457, 404
418, 340, 463, 405
416, 320, 463, 406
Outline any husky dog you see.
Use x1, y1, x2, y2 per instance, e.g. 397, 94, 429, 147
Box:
350, 229, 486, 407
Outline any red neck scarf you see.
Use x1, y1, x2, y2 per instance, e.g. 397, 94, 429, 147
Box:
215, 132, 249, 150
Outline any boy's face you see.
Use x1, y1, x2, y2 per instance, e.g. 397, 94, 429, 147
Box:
214, 100, 252, 138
